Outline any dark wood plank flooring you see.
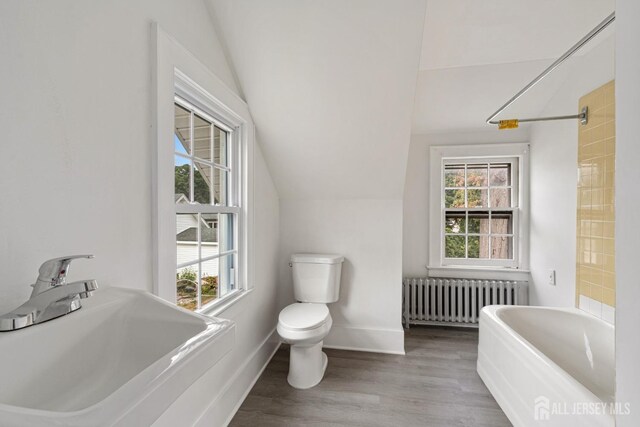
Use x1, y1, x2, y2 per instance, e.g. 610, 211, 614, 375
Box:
230, 326, 511, 427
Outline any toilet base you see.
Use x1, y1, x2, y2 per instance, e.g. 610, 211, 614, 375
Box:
287, 341, 328, 389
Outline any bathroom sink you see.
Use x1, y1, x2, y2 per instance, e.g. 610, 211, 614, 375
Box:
0, 287, 234, 427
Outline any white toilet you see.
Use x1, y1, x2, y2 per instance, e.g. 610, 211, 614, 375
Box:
277, 253, 344, 389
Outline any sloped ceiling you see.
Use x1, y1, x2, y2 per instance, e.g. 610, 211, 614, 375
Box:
208, 0, 427, 200
413, 0, 615, 133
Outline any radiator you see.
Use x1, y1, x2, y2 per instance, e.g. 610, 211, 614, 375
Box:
402, 277, 528, 328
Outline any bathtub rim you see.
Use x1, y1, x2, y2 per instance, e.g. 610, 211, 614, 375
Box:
480, 305, 614, 403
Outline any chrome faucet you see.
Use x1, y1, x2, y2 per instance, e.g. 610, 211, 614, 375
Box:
0, 255, 98, 331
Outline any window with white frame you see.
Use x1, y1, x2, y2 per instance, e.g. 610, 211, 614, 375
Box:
173, 96, 240, 311
428, 144, 529, 273
442, 159, 518, 267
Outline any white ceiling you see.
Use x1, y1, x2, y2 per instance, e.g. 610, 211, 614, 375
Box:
209, 0, 426, 200
207, 0, 616, 198
413, 0, 615, 133
421, 0, 615, 70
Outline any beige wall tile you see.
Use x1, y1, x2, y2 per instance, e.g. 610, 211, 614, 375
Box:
576, 80, 616, 307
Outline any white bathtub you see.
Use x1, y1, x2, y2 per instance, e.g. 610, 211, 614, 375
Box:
477, 305, 615, 427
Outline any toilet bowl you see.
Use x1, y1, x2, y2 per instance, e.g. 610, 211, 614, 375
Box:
278, 253, 343, 389
277, 302, 332, 389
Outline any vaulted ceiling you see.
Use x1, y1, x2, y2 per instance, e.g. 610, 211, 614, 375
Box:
208, 0, 426, 200
207, 0, 615, 200
413, 0, 615, 133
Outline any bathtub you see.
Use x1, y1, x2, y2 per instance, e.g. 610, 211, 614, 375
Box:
477, 305, 615, 427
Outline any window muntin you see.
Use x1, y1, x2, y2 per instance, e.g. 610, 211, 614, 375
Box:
442, 160, 518, 267
174, 96, 240, 311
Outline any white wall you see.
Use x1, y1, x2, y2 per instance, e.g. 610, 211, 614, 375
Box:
615, 0, 640, 424
207, 1, 427, 355
0, 1, 282, 425
528, 34, 614, 307
279, 199, 405, 354
403, 34, 615, 310
403, 129, 530, 277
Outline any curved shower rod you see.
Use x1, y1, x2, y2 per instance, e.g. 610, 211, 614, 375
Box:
486, 12, 615, 129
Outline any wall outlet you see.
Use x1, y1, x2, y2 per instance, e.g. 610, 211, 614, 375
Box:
548, 269, 556, 286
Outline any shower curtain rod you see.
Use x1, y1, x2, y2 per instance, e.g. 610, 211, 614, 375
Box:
486, 11, 615, 129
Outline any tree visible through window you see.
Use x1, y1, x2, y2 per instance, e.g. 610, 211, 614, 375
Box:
442, 160, 517, 265
174, 98, 238, 311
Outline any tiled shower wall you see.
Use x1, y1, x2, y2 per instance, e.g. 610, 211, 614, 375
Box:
576, 80, 615, 323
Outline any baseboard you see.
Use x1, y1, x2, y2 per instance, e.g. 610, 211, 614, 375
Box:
323, 324, 405, 355
194, 328, 281, 427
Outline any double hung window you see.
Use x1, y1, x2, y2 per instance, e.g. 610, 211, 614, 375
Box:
174, 97, 240, 311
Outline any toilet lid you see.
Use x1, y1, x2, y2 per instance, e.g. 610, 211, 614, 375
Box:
279, 303, 330, 331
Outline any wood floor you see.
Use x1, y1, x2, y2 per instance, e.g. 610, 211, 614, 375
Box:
230, 326, 511, 427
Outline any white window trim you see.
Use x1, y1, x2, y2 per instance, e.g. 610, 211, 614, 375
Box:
428, 143, 530, 280
152, 23, 255, 312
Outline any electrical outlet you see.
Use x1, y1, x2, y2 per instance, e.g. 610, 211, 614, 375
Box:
548, 270, 556, 286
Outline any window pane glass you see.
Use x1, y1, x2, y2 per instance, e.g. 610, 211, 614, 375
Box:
200, 213, 219, 257
490, 188, 511, 208
490, 163, 511, 186
175, 156, 191, 202
193, 114, 212, 162
491, 236, 513, 259
444, 164, 464, 187
218, 253, 236, 297
219, 213, 235, 252
467, 189, 488, 208
193, 161, 212, 204
201, 257, 218, 307
174, 104, 191, 156
491, 212, 513, 234
468, 235, 489, 259
176, 265, 198, 311
445, 189, 465, 208
445, 213, 466, 233
468, 212, 489, 234
215, 126, 228, 167
467, 164, 487, 187
214, 168, 228, 205
176, 214, 199, 266
445, 235, 466, 258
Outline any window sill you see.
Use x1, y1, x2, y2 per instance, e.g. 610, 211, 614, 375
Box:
426, 265, 531, 281
197, 288, 254, 317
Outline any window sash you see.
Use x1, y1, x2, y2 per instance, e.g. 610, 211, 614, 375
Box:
174, 97, 241, 311
440, 157, 519, 267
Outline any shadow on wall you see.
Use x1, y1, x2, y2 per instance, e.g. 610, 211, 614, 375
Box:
333, 258, 353, 321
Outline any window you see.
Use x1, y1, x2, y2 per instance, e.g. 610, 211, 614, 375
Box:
443, 160, 518, 266
428, 144, 529, 275
174, 97, 240, 311
154, 26, 254, 315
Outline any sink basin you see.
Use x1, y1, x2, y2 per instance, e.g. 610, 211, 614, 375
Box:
0, 287, 234, 426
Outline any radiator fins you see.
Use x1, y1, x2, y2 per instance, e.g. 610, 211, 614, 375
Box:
402, 278, 529, 328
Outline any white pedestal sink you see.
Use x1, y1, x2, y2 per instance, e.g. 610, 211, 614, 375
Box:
0, 287, 234, 426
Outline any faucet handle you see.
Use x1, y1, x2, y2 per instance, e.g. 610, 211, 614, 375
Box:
37, 255, 94, 286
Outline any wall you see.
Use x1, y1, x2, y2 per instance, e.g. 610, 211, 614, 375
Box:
403, 129, 530, 278
403, 35, 614, 309
528, 34, 614, 307
615, 0, 640, 424
0, 1, 281, 425
279, 199, 405, 354
575, 81, 616, 323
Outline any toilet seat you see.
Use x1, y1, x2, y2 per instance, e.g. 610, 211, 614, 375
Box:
279, 303, 329, 331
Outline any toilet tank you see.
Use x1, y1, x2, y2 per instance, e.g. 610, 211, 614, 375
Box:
291, 253, 344, 303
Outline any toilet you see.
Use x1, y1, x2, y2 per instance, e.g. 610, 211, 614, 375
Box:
277, 253, 344, 389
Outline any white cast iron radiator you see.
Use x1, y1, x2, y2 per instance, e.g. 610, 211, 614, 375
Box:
402, 277, 528, 327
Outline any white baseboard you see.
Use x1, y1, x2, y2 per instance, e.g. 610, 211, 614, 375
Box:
323, 324, 405, 355
194, 328, 281, 427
